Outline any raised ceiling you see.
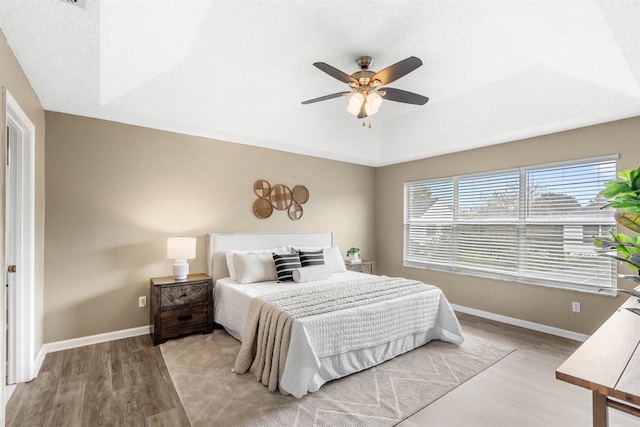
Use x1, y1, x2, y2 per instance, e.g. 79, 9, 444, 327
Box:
1, 1, 639, 167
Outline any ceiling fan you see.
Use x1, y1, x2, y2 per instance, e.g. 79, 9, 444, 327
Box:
301, 56, 429, 119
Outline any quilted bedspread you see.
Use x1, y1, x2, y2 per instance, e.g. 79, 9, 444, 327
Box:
234, 275, 464, 397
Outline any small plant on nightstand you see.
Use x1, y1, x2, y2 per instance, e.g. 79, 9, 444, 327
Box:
346, 247, 360, 261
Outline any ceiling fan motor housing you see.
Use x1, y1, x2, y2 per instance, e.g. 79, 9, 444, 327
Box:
353, 56, 376, 86
356, 55, 373, 70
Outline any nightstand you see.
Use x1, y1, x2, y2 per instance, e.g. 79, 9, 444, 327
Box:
150, 273, 213, 346
344, 260, 375, 275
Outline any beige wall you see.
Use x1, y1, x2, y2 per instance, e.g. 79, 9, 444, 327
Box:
44, 112, 376, 342
376, 117, 640, 335
0, 29, 46, 391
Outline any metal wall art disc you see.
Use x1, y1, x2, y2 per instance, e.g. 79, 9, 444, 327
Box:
253, 197, 273, 219
270, 184, 293, 211
254, 179, 271, 198
288, 202, 303, 221
292, 185, 309, 204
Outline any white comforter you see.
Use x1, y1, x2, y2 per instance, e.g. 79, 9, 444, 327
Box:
214, 271, 464, 397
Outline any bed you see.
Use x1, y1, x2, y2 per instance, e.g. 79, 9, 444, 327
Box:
207, 232, 464, 398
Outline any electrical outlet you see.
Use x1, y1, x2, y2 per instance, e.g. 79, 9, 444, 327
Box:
139, 296, 147, 308
572, 301, 581, 313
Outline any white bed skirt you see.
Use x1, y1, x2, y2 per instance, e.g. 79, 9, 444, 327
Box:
290, 324, 461, 396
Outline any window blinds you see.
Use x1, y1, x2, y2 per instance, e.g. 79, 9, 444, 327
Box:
404, 157, 617, 292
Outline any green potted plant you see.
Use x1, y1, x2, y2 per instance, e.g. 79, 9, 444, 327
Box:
346, 247, 360, 262
595, 165, 640, 285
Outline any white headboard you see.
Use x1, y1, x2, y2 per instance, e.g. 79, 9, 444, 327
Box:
206, 232, 333, 282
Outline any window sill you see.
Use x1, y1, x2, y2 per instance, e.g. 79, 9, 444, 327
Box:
403, 262, 617, 296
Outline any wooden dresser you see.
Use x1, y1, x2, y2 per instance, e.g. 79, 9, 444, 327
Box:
150, 273, 213, 346
345, 260, 375, 275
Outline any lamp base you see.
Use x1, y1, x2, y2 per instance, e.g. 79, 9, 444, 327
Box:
173, 260, 189, 281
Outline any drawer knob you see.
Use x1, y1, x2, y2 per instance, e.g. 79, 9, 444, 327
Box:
177, 314, 192, 322
182, 293, 188, 298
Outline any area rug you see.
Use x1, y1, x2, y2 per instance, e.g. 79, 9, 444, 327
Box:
160, 329, 514, 427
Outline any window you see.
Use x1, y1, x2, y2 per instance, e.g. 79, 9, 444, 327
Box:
404, 156, 617, 293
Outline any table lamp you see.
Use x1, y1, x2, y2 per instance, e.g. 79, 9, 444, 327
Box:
167, 237, 196, 280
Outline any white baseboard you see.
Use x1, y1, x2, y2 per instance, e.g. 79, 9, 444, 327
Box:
34, 346, 46, 377
451, 303, 589, 342
34, 325, 151, 377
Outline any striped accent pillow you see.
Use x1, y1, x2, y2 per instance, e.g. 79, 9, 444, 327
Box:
272, 252, 302, 282
299, 250, 325, 267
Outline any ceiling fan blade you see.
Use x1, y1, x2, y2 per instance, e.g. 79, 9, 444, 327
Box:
313, 62, 358, 84
381, 88, 429, 105
357, 101, 367, 119
371, 56, 423, 86
301, 92, 352, 105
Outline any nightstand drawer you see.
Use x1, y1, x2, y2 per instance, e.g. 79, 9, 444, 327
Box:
160, 282, 208, 307
160, 304, 209, 331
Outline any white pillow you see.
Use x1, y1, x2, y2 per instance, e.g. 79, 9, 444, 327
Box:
233, 251, 278, 284
225, 246, 286, 280
323, 246, 347, 273
292, 265, 332, 283
289, 245, 346, 273
225, 250, 238, 280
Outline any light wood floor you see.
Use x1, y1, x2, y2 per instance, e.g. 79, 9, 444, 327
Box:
400, 313, 638, 427
6, 314, 639, 426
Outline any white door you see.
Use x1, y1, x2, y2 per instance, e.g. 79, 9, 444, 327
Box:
5, 124, 17, 386
3, 88, 36, 386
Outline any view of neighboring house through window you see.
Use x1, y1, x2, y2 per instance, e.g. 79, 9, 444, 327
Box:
404, 156, 618, 293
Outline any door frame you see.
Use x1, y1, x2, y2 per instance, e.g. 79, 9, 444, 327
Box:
2, 88, 36, 384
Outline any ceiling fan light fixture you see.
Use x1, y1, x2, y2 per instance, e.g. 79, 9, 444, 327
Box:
349, 92, 364, 106
302, 56, 427, 118
347, 92, 365, 115
364, 103, 379, 117
347, 102, 362, 116
367, 92, 383, 109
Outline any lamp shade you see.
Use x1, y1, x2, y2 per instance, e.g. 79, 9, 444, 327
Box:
167, 237, 196, 260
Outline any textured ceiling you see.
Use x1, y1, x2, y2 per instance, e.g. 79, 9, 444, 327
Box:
1, 1, 639, 167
